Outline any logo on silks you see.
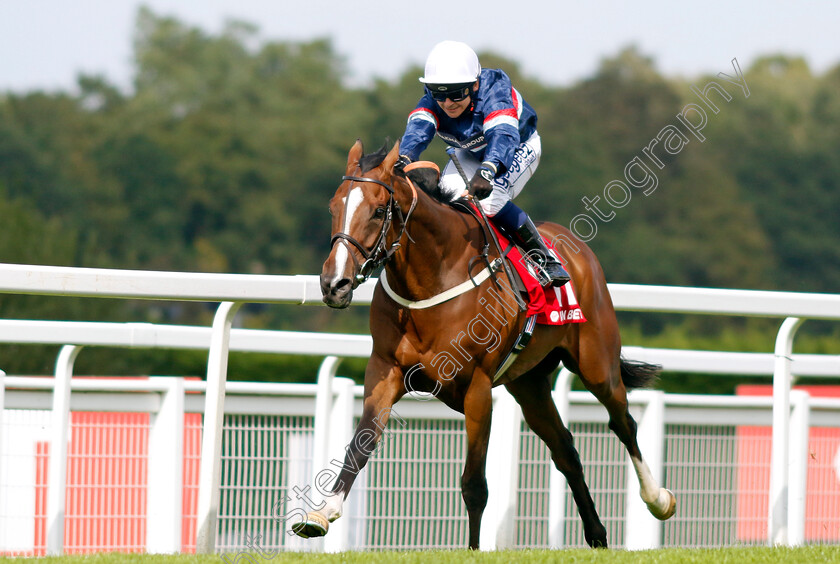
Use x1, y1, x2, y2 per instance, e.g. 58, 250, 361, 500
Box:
437, 131, 486, 151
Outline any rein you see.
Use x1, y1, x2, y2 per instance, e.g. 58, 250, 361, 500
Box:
446, 149, 527, 313
330, 173, 417, 283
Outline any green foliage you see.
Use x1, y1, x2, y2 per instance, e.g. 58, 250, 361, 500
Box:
1, 10, 839, 390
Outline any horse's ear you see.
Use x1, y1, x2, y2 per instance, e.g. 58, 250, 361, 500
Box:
382, 140, 401, 176
346, 139, 364, 171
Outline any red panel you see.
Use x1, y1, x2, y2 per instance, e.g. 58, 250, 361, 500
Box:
181, 412, 202, 553
33, 441, 49, 556
64, 412, 149, 553
736, 385, 840, 542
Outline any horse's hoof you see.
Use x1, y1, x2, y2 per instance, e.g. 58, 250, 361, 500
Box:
585, 524, 608, 548
647, 488, 676, 521
291, 512, 329, 538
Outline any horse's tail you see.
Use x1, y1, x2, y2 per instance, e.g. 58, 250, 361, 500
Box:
619, 357, 661, 390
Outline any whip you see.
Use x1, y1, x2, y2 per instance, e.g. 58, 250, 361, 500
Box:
446, 148, 526, 312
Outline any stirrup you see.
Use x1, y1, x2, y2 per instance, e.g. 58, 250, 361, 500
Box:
542, 260, 571, 287
506, 217, 571, 287
523, 251, 570, 287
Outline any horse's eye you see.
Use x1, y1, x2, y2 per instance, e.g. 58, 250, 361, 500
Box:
373, 207, 387, 219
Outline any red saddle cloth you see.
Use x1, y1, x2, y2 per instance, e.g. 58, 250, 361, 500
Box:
488, 222, 587, 326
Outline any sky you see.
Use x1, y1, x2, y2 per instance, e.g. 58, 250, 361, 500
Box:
1, 1, 839, 94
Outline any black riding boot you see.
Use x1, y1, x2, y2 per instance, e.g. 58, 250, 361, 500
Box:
510, 218, 570, 287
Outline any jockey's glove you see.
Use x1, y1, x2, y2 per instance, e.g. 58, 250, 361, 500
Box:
394, 154, 411, 177
469, 164, 496, 200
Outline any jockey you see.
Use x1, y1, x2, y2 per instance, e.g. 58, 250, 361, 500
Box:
396, 40, 570, 287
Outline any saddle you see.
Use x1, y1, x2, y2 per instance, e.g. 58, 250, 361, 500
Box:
404, 162, 585, 327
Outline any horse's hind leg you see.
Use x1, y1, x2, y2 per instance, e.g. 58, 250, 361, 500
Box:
576, 344, 676, 521
505, 359, 608, 548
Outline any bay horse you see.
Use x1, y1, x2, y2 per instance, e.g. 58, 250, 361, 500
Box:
301, 139, 675, 549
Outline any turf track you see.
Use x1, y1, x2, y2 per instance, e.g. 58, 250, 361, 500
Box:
3, 545, 839, 564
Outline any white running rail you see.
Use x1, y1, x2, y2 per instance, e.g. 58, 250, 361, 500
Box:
2, 262, 840, 552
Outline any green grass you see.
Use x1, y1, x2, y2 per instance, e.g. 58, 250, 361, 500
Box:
3, 546, 839, 564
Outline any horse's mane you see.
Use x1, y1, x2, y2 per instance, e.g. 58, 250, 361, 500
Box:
356, 138, 463, 214
358, 140, 391, 173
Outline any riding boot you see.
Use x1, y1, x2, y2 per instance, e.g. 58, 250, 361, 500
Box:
509, 218, 571, 287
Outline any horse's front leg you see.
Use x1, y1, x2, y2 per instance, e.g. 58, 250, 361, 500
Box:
461, 375, 493, 550
292, 356, 404, 539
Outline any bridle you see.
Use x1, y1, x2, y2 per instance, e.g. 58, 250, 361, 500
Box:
330, 172, 417, 284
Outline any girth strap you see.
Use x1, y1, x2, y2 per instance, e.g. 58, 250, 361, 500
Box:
493, 314, 538, 382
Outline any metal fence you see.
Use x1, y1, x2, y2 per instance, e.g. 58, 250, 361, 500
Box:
2, 373, 840, 556
3, 264, 840, 554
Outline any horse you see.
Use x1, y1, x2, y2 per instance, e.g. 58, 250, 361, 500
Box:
299, 139, 676, 549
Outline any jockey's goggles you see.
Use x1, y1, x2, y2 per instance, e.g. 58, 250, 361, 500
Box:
425, 82, 474, 102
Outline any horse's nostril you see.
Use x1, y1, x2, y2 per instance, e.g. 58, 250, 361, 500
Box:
333, 278, 352, 292
321, 274, 349, 294
321, 276, 353, 308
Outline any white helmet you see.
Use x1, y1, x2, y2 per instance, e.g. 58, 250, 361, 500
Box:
419, 41, 481, 85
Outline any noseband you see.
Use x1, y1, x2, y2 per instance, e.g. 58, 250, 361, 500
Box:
330, 174, 416, 283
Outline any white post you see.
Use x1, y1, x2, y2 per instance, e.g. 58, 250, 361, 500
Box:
323, 376, 354, 553
624, 390, 666, 550
147, 377, 185, 553
312, 357, 341, 482
480, 390, 521, 551
196, 301, 242, 554
548, 367, 574, 548
0, 369, 5, 462
46, 345, 82, 556
0, 369, 5, 508
787, 389, 810, 546
768, 317, 804, 546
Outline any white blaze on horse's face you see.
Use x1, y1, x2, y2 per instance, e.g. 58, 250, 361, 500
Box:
330, 186, 365, 286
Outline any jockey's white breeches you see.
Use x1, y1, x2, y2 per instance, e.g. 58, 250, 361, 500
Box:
439, 132, 542, 217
